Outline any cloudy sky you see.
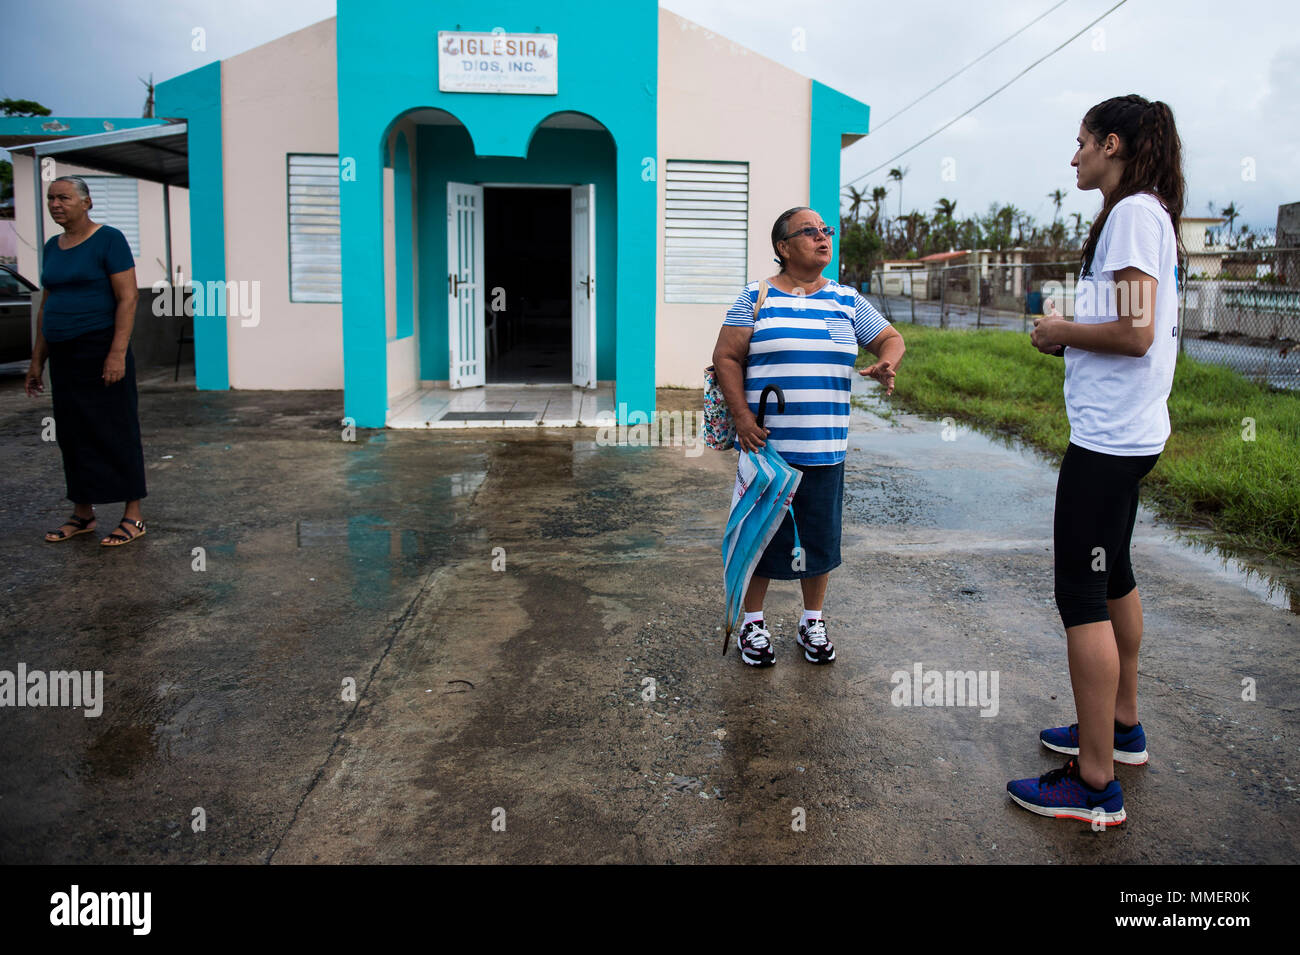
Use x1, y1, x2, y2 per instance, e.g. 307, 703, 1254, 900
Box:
3, 0, 1295, 232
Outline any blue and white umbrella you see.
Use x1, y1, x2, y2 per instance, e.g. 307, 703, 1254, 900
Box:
721, 385, 801, 655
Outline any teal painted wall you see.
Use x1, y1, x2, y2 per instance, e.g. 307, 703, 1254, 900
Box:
810, 81, 872, 282
0, 117, 165, 138
156, 61, 229, 390
393, 131, 414, 340
415, 124, 616, 382
338, 0, 657, 427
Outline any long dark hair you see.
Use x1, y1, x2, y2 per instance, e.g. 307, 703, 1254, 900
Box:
771, 206, 810, 273
1079, 95, 1185, 278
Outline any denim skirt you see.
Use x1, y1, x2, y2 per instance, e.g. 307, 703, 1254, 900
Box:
753, 461, 844, 580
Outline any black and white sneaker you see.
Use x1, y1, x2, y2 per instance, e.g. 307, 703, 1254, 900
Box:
737, 620, 775, 667
796, 618, 835, 664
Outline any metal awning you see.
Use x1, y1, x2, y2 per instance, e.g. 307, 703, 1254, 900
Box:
9, 121, 188, 276
6, 121, 188, 187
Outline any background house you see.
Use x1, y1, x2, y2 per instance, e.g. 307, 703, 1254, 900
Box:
1181, 215, 1228, 277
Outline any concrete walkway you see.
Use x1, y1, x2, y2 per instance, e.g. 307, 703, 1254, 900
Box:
0, 369, 1295, 863
386, 382, 616, 428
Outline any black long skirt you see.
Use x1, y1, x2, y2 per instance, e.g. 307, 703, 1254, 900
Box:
47, 326, 147, 505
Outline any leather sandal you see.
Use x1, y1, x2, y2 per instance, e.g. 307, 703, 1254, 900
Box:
101, 518, 146, 547
45, 513, 97, 542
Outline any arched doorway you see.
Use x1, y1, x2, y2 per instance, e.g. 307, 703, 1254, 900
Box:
415, 109, 614, 391
377, 106, 618, 423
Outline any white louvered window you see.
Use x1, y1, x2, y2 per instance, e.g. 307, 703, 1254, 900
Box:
288, 154, 341, 303
81, 176, 140, 257
664, 160, 748, 303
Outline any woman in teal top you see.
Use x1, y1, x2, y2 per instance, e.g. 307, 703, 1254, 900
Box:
24, 176, 148, 546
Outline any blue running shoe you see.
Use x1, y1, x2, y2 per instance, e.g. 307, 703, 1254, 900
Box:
1040, 722, 1148, 765
1007, 758, 1126, 827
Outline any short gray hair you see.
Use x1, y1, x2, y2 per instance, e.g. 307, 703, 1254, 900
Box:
52, 175, 91, 200
771, 206, 812, 273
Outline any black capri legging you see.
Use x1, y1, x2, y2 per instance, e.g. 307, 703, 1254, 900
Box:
1054, 442, 1160, 629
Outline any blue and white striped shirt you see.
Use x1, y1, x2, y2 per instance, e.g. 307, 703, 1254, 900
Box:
722, 280, 891, 466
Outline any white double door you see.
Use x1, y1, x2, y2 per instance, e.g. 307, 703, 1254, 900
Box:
446, 182, 596, 389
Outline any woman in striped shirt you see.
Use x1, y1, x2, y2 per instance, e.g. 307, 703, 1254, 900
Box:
711, 206, 905, 667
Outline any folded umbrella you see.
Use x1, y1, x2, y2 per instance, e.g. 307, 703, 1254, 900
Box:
721, 384, 802, 655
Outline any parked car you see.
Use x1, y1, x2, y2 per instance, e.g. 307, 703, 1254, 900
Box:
0, 264, 37, 364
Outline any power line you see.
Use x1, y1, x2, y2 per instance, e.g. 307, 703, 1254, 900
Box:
843, 0, 1128, 192
870, 0, 1070, 135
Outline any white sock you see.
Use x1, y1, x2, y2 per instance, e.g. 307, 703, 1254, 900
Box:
743, 611, 764, 627
801, 609, 823, 628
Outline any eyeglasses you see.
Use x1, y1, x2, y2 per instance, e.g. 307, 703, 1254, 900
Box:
782, 226, 835, 240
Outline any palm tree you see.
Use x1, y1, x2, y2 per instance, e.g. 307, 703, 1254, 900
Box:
888, 166, 908, 219
843, 185, 867, 221
900, 211, 927, 254
981, 203, 1018, 250
1069, 212, 1085, 248
1047, 220, 1067, 252
987, 203, 1019, 248
869, 186, 888, 227
1220, 202, 1240, 236
1048, 188, 1066, 223
933, 198, 958, 251
1014, 210, 1033, 246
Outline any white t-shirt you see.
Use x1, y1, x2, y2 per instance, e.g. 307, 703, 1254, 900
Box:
1064, 192, 1179, 456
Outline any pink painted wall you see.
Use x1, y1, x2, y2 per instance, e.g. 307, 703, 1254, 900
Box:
220, 16, 340, 389
656, 8, 812, 388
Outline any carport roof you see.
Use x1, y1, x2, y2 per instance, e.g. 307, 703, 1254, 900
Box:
5, 121, 189, 187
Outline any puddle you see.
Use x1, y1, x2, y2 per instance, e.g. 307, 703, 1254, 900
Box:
848, 383, 1298, 614
1157, 527, 1299, 614
83, 723, 157, 780
843, 422, 1059, 536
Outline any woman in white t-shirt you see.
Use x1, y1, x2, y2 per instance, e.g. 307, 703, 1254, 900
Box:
1008, 95, 1186, 828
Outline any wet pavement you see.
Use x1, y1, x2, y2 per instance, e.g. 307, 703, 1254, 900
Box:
0, 368, 1296, 864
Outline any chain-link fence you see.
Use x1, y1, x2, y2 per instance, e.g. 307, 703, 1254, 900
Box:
861, 250, 1300, 390
1180, 247, 1300, 390
864, 260, 1078, 332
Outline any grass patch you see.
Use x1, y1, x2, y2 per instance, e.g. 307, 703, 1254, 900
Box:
863, 323, 1300, 559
